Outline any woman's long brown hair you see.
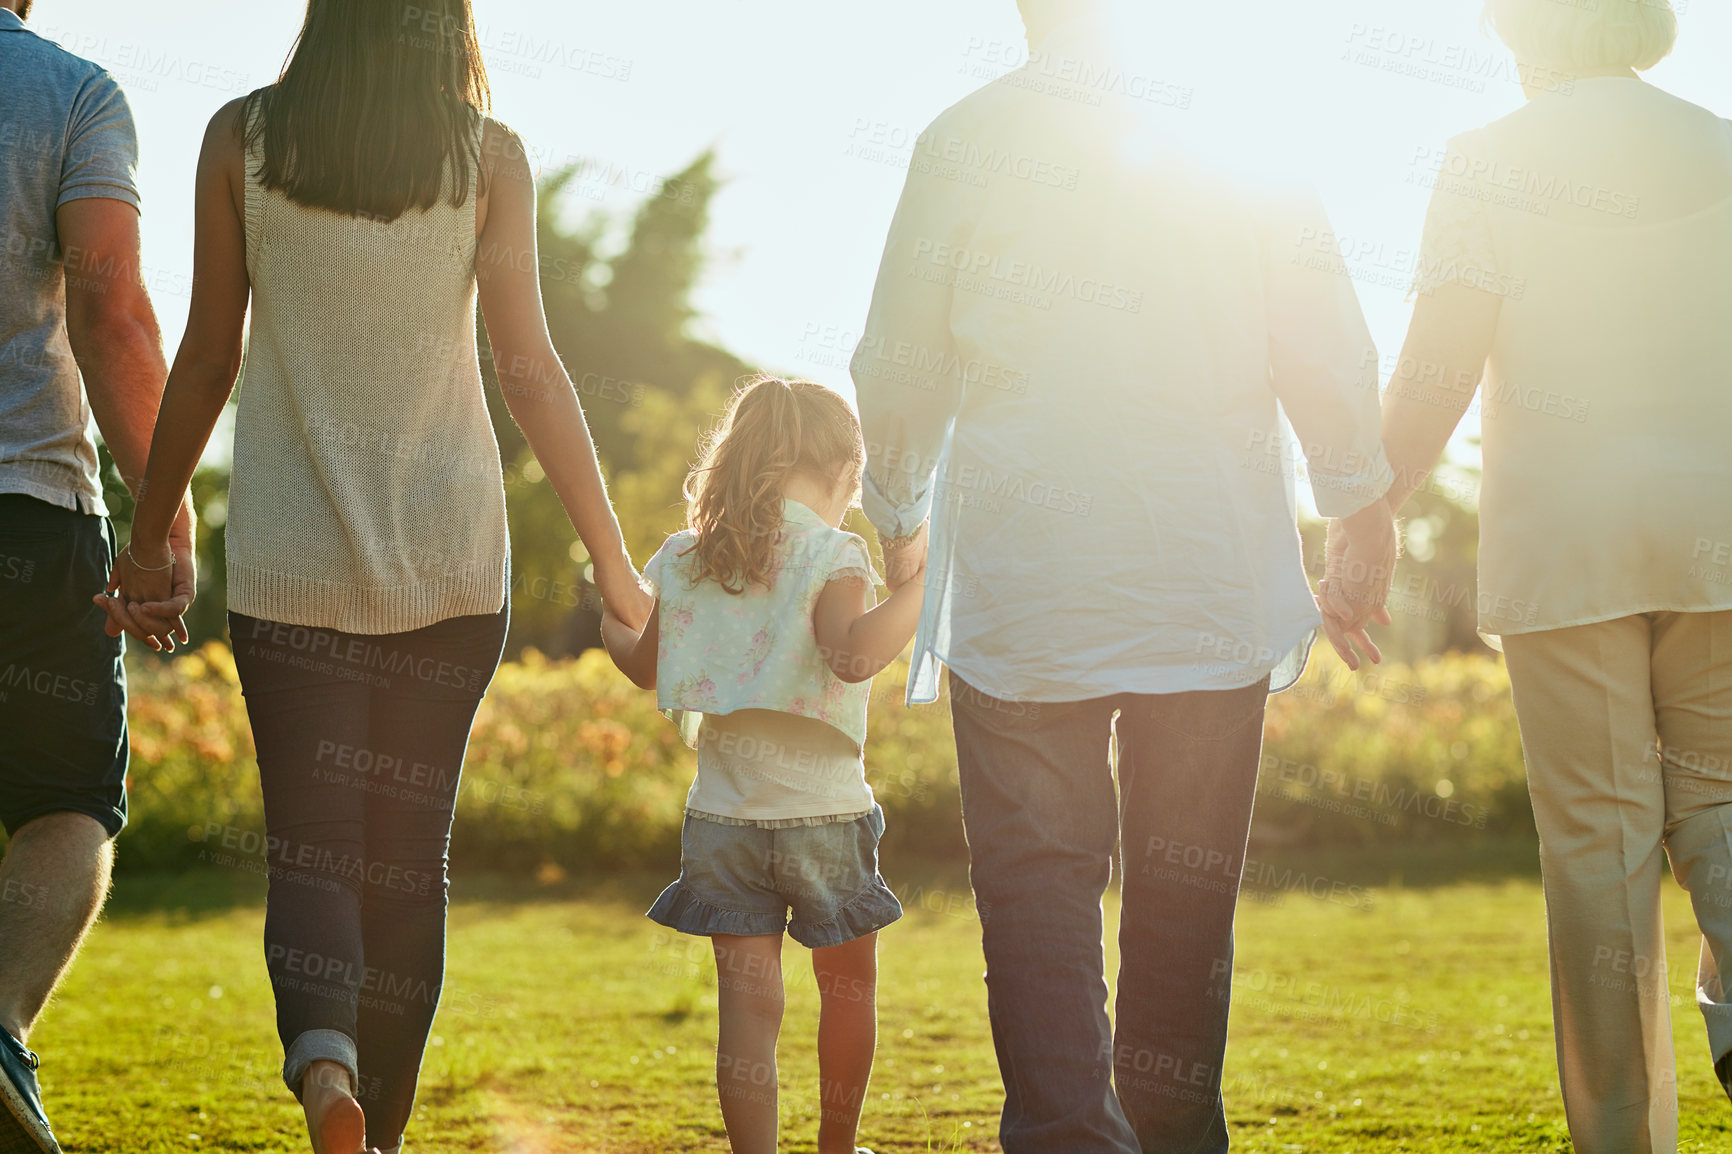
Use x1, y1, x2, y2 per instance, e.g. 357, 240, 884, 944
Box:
242, 0, 491, 221
683, 377, 865, 595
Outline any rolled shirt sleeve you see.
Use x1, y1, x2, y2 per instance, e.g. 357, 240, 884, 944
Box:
59, 71, 140, 210
852, 123, 976, 542
1261, 186, 1393, 519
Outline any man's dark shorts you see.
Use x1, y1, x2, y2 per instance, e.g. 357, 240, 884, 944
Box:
0, 494, 128, 839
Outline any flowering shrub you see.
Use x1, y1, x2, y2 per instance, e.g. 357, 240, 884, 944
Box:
112, 643, 1532, 875
1255, 649, 1532, 849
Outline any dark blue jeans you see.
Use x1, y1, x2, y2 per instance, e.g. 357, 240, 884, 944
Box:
949, 671, 1269, 1154
229, 604, 507, 1149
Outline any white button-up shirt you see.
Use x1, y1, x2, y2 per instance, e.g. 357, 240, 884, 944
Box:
855, 17, 1393, 705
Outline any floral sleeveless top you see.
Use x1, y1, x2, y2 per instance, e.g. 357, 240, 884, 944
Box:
645, 500, 879, 749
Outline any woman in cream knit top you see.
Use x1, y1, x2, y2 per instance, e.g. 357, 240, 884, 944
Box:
225, 108, 509, 633
114, 114, 648, 643
104, 4, 650, 1151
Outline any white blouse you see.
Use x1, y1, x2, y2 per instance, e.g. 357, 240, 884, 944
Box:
1415, 78, 1732, 636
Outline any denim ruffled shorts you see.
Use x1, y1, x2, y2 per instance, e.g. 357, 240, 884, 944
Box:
648, 804, 902, 948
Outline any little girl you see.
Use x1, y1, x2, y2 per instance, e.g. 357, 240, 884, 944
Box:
602, 375, 924, 1154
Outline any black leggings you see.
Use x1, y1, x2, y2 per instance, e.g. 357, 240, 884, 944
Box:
229, 604, 508, 1147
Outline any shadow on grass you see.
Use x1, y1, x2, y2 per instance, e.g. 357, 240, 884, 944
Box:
103, 865, 674, 920
1240, 835, 1541, 894
104, 835, 1545, 920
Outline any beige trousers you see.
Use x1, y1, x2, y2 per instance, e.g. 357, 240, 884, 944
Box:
1503, 610, 1732, 1154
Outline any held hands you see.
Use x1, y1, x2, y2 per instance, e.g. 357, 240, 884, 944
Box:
95, 512, 197, 652
896, 555, 929, 595
1317, 500, 1400, 672
598, 558, 658, 691
882, 520, 930, 594
593, 554, 653, 633
599, 604, 636, 656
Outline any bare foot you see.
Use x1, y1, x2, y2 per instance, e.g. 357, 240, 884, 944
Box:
301, 1059, 366, 1154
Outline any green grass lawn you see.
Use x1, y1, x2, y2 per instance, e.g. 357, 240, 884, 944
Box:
31, 847, 1732, 1153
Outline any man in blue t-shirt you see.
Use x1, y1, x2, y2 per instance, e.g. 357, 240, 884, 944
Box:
0, 3, 194, 1150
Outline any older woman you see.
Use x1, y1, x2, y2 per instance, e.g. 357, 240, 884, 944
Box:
1350, 1, 1732, 1149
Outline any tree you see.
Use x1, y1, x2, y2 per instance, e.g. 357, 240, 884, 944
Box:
479, 151, 754, 657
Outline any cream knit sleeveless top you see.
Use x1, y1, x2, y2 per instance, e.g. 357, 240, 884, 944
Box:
227, 108, 509, 634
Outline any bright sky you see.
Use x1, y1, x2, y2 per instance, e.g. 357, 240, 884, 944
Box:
28, 0, 1732, 463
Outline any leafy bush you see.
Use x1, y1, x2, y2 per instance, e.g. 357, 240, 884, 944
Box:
110, 642, 1533, 878
1254, 649, 1534, 850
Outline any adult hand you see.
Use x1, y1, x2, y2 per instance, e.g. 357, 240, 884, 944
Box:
599, 603, 633, 653
96, 537, 185, 651
901, 557, 929, 596
883, 521, 929, 592
595, 558, 653, 633
139, 508, 198, 635
1317, 594, 1390, 672
1316, 500, 1398, 671
1321, 501, 1399, 632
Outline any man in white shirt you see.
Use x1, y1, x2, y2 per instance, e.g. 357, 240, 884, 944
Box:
854, 2, 1395, 1149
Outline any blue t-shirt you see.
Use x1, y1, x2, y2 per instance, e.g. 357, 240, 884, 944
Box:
645, 499, 879, 750
0, 10, 141, 515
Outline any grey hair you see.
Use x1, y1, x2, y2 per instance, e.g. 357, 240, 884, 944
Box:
1483, 0, 1678, 73
1017, 0, 1106, 29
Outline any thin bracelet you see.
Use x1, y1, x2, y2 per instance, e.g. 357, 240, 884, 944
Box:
880, 524, 927, 554
122, 546, 174, 573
